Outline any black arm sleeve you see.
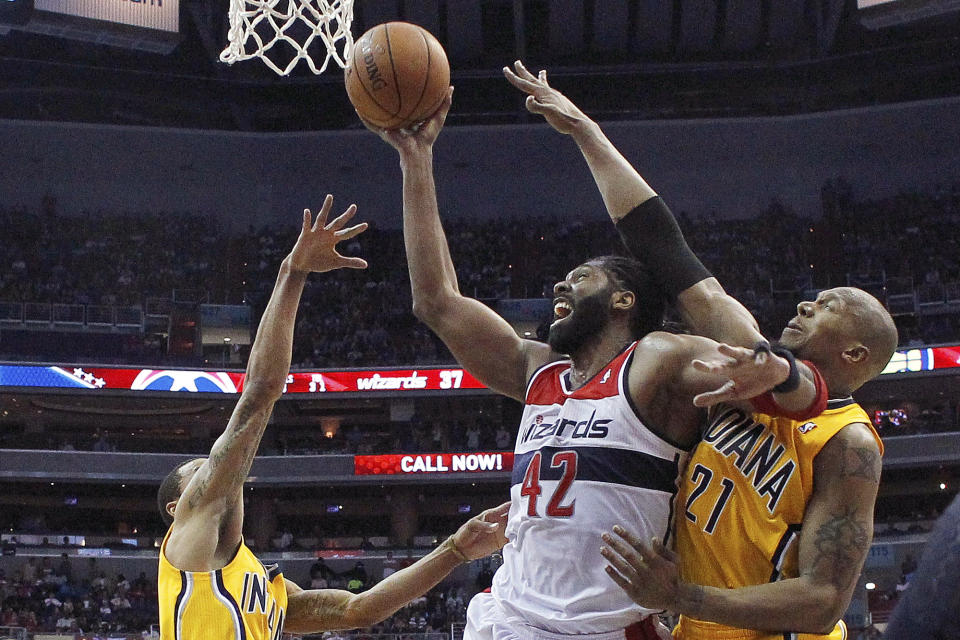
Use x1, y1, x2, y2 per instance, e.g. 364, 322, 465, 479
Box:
615, 196, 712, 298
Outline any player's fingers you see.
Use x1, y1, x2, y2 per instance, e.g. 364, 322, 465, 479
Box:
614, 526, 659, 563
539, 69, 550, 86
603, 532, 644, 567
314, 195, 334, 230
513, 59, 539, 82
717, 343, 751, 360
604, 565, 635, 593
302, 209, 312, 233
326, 204, 358, 231
428, 87, 454, 128
338, 256, 368, 270
691, 358, 736, 374
504, 67, 540, 94
600, 544, 642, 580
693, 380, 737, 407
335, 222, 368, 241
482, 502, 511, 522
610, 525, 646, 552
652, 537, 679, 563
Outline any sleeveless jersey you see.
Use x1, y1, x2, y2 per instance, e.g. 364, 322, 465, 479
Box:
491, 342, 689, 634
673, 398, 881, 640
159, 530, 288, 640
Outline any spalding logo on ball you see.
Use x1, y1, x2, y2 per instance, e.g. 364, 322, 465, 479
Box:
345, 21, 450, 130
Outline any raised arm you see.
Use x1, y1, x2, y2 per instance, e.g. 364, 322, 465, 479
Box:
284, 503, 509, 634
368, 90, 552, 402
603, 423, 881, 634
503, 61, 760, 350
167, 198, 367, 568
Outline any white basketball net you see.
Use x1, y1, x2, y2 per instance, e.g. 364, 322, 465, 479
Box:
219, 0, 355, 76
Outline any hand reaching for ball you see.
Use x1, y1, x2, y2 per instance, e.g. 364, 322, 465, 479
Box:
363, 86, 454, 155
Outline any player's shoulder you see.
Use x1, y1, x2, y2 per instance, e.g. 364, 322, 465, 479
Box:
635, 330, 715, 359
814, 420, 882, 482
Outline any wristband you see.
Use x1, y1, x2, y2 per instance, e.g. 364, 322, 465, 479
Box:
770, 345, 800, 394
750, 359, 828, 421
443, 536, 470, 564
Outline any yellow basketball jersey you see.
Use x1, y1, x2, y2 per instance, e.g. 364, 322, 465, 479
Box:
159, 530, 288, 640
673, 398, 881, 640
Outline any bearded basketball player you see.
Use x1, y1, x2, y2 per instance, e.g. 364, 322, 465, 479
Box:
364, 82, 830, 640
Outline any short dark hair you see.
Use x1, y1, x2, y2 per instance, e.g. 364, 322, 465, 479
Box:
590, 255, 665, 338
157, 462, 188, 528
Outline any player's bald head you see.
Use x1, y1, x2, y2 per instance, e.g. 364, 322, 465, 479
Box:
834, 287, 898, 382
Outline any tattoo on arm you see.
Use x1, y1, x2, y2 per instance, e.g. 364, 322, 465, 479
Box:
829, 429, 882, 483
808, 506, 870, 590
846, 445, 882, 482
186, 398, 269, 510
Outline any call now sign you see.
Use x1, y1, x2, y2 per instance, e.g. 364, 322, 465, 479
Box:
354, 452, 514, 475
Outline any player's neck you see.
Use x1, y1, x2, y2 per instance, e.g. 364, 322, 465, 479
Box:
568, 331, 633, 390
818, 365, 856, 399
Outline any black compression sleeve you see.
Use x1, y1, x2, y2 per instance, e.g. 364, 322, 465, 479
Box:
615, 196, 712, 298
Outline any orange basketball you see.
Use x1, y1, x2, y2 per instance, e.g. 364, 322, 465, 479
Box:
344, 22, 450, 130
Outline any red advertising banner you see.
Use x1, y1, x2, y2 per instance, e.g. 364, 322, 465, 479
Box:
0, 345, 957, 395
0, 365, 485, 394
354, 452, 514, 475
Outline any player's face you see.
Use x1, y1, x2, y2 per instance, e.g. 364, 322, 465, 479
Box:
779, 288, 858, 360
548, 264, 614, 355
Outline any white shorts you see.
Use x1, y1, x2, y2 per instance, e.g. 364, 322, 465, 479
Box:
465, 592, 664, 640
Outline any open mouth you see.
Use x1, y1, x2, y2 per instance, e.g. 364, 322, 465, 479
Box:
553, 300, 572, 321
784, 320, 802, 333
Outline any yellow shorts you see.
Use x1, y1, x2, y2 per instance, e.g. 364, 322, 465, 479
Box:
674, 616, 848, 640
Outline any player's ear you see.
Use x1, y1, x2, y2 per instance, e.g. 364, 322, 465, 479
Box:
842, 343, 869, 365
612, 290, 635, 311
166, 501, 178, 521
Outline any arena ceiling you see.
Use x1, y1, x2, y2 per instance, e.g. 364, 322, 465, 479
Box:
0, 0, 958, 130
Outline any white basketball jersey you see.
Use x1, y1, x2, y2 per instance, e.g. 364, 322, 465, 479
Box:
491, 342, 688, 634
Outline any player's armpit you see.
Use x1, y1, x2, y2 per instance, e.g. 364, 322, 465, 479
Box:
797, 422, 882, 628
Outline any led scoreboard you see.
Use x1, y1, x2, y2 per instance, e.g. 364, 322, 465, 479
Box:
34, 0, 178, 32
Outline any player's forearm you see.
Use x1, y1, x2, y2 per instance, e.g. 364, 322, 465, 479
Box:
344, 537, 464, 628
398, 150, 462, 318
676, 577, 845, 634
570, 120, 657, 220
675, 280, 763, 347
198, 261, 307, 501
243, 258, 307, 400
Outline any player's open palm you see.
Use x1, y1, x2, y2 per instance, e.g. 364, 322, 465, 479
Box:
503, 60, 589, 135
451, 502, 511, 560
288, 194, 368, 274
601, 526, 683, 613
691, 343, 791, 407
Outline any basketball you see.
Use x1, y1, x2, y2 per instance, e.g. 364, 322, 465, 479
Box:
344, 21, 450, 130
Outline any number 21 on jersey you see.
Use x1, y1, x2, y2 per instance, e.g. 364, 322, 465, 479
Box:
520, 450, 578, 517
684, 463, 735, 534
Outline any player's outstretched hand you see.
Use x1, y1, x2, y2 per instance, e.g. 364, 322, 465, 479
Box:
691, 343, 791, 408
601, 526, 684, 613
362, 87, 454, 155
503, 60, 590, 135
450, 502, 510, 561
287, 195, 368, 274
